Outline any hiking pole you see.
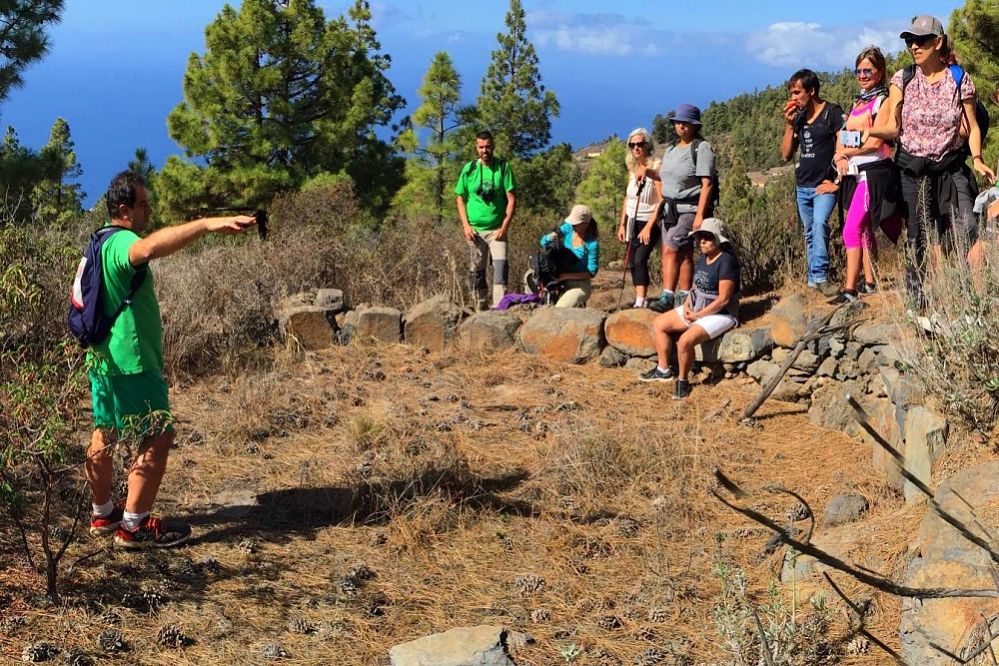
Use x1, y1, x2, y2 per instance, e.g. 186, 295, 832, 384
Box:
186, 207, 269, 241
616, 175, 647, 311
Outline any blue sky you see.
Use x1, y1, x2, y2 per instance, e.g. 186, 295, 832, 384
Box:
1, 0, 964, 207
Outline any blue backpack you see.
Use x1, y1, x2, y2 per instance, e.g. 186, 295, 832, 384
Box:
68, 226, 147, 347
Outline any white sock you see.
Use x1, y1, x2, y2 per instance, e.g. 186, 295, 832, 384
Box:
660, 289, 674, 298
92, 499, 114, 517
122, 511, 149, 531
634, 298, 646, 307
658, 366, 670, 373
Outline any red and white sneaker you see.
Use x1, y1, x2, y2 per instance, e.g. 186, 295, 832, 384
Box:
114, 516, 192, 550
89, 505, 124, 536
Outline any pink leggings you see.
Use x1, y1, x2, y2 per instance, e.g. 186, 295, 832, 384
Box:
843, 179, 876, 251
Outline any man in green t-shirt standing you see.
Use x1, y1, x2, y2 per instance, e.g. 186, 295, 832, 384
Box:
455, 130, 517, 310
85, 171, 256, 549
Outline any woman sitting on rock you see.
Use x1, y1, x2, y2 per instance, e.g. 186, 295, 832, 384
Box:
540, 204, 600, 307
640, 218, 740, 400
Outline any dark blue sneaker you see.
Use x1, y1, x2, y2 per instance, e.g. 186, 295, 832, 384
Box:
639, 366, 675, 382
672, 380, 692, 400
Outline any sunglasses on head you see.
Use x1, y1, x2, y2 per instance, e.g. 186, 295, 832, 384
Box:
904, 34, 937, 48
628, 141, 646, 149
854, 67, 875, 77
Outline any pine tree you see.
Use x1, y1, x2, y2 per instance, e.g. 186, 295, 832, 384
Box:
161, 0, 403, 219
948, 0, 999, 165
396, 51, 473, 222
32, 118, 84, 224
0, 1, 63, 105
652, 111, 678, 148
128, 148, 161, 227
477, 0, 559, 159
718, 154, 753, 222
0, 127, 45, 223
575, 139, 627, 226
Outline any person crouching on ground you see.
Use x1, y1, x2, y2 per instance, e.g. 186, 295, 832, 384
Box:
640, 218, 740, 401
541, 204, 600, 307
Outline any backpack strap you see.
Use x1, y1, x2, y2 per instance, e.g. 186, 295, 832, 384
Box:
96, 225, 148, 319
689, 139, 703, 171
901, 64, 916, 94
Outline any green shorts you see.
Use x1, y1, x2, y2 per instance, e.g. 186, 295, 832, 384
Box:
89, 369, 174, 438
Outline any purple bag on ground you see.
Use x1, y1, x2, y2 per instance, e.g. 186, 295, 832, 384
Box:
495, 293, 541, 310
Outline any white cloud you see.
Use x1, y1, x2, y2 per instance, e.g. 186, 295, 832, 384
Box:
530, 11, 663, 57
746, 20, 905, 69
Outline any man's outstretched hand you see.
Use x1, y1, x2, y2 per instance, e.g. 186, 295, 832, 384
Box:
207, 215, 257, 234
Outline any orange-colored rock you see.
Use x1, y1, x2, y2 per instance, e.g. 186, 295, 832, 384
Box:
604, 309, 657, 357
518, 308, 606, 364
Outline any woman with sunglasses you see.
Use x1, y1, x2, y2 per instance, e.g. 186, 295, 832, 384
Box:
647, 104, 716, 314
829, 47, 898, 304
617, 128, 662, 308
865, 15, 996, 307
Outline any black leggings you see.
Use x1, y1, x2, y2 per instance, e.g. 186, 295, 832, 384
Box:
629, 220, 660, 287
899, 166, 977, 299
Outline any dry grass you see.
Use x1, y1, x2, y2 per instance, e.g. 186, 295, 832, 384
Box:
0, 341, 917, 665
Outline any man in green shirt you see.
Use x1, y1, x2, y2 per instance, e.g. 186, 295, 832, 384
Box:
455, 131, 517, 309
85, 171, 256, 549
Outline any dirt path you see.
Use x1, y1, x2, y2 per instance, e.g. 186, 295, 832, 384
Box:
1, 344, 916, 665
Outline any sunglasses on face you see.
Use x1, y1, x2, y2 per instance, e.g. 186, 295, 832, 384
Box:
854, 67, 875, 77
904, 34, 937, 48
628, 142, 646, 149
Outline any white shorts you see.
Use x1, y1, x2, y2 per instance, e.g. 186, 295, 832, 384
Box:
674, 305, 738, 339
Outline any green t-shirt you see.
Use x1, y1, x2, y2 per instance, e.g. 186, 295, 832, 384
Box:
454, 159, 516, 231
87, 227, 163, 376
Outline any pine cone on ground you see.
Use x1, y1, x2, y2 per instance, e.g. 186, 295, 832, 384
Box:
63, 648, 94, 666
597, 615, 622, 630
287, 618, 317, 635
21, 643, 59, 663
261, 643, 289, 659
157, 624, 194, 648
512, 574, 545, 596
98, 610, 121, 626
97, 629, 127, 655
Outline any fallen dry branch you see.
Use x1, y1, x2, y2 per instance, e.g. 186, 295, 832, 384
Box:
823, 572, 905, 665
846, 395, 999, 565
742, 305, 855, 420
712, 469, 999, 600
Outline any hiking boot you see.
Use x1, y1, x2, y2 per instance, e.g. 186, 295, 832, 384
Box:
672, 379, 692, 400
639, 366, 675, 382
90, 504, 124, 537
815, 281, 839, 297
114, 516, 192, 550
675, 290, 689, 308
859, 281, 877, 295
828, 290, 858, 305
647, 295, 673, 313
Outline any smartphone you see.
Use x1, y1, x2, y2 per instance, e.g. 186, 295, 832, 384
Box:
840, 130, 862, 148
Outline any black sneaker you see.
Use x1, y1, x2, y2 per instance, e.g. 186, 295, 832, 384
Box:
639, 366, 675, 382
672, 379, 692, 400
114, 516, 192, 550
859, 281, 877, 295
828, 290, 858, 305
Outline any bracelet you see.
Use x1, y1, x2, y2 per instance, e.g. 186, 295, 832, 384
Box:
973, 154, 984, 161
